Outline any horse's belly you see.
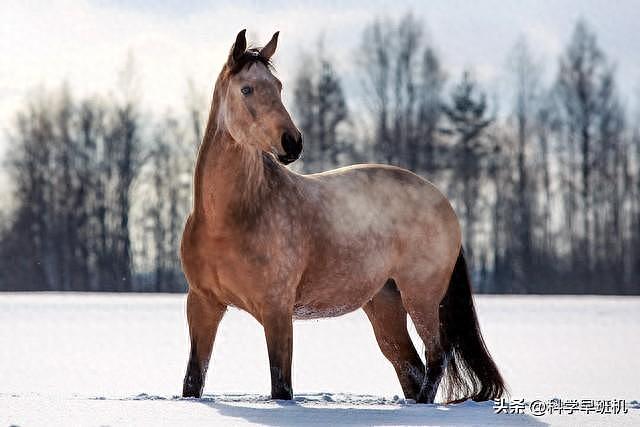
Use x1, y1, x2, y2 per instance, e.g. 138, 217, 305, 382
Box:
292, 302, 360, 319
292, 263, 390, 320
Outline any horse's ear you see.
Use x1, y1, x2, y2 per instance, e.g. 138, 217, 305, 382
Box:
260, 31, 279, 60
228, 29, 247, 66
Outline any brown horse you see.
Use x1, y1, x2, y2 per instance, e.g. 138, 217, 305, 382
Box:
180, 29, 506, 404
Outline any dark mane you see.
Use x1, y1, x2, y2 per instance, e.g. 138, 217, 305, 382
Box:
228, 47, 274, 75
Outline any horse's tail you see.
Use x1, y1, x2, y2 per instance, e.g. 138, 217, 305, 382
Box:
439, 248, 507, 403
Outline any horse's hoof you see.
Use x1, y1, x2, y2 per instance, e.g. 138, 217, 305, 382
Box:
182, 376, 203, 398
182, 388, 202, 398
271, 391, 293, 400
415, 391, 436, 404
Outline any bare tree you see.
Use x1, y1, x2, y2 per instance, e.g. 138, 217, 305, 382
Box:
554, 20, 624, 291
293, 41, 350, 172
442, 70, 494, 268
141, 114, 191, 292
502, 37, 543, 291
357, 13, 445, 174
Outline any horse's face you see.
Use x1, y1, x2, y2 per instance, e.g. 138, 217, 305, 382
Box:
221, 30, 303, 165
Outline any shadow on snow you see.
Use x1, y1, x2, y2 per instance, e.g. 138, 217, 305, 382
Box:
122, 393, 548, 426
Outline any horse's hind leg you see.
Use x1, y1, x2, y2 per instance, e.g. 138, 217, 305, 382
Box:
183, 290, 226, 398
363, 280, 425, 400
398, 272, 451, 404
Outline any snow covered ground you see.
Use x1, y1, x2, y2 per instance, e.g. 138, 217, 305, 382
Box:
1, 293, 638, 426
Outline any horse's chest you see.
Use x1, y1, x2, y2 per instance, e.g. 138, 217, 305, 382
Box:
204, 232, 304, 305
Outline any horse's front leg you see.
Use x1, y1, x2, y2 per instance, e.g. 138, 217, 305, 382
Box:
183, 290, 227, 398
261, 307, 294, 400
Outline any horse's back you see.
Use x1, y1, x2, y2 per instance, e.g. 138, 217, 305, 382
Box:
304, 163, 459, 244
308, 163, 447, 204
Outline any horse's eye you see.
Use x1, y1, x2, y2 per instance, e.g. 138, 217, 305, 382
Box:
241, 86, 253, 95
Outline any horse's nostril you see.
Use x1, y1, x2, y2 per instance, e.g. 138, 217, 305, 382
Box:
281, 132, 302, 158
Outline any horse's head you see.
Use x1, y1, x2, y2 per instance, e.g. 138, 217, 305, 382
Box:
218, 29, 302, 165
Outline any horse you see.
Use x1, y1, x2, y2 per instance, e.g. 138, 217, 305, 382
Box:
180, 29, 506, 404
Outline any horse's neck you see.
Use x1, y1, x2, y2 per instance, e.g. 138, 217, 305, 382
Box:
192, 129, 268, 225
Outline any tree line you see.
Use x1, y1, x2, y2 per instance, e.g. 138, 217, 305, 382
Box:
1, 16, 638, 294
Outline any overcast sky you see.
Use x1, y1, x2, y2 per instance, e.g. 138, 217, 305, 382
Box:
1, 0, 639, 181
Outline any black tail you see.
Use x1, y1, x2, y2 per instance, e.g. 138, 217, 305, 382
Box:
439, 249, 507, 403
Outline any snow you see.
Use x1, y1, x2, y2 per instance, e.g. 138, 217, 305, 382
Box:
1, 293, 638, 426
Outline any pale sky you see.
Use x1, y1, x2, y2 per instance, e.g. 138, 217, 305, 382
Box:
1, 0, 639, 191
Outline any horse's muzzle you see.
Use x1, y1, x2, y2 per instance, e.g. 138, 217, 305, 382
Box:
279, 132, 303, 164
